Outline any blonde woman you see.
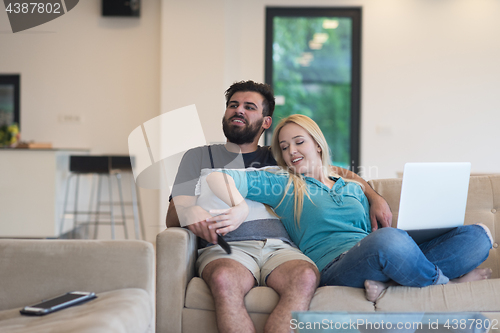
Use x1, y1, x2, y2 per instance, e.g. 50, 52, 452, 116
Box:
206, 114, 492, 301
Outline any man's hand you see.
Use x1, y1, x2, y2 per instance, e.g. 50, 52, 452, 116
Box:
181, 205, 218, 243
169, 196, 219, 243
206, 201, 249, 236
368, 194, 392, 230
187, 221, 219, 244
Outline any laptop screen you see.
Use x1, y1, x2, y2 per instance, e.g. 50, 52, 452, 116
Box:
397, 162, 471, 232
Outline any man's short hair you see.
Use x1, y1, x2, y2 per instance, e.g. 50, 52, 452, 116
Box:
225, 81, 275, 118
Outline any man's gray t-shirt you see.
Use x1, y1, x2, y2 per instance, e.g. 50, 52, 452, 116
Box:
171, 144, 294, 248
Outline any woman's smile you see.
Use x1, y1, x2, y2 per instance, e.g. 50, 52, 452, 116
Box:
279, 122, 322, 178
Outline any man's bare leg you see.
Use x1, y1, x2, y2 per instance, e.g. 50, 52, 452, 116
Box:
202, 259, 257, 333
264, 260, 319, 333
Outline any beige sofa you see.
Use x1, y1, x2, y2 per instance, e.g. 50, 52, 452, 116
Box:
156, 175, 500, 333
0, 239, 155, 333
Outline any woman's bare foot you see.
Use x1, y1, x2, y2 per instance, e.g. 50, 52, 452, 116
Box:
449, 268, 492, 284
364, 280, 393, 302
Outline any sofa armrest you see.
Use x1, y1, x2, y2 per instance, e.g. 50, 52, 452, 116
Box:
156, 227, 197, 333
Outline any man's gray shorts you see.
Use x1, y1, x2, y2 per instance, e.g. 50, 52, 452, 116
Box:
196, 239, 317, 286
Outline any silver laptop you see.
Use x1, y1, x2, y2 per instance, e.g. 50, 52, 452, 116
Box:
397, 162, 471, 244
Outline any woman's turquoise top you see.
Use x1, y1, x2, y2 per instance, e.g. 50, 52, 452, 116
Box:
221, 169, 372, 271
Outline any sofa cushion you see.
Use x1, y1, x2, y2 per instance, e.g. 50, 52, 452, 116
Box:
185, 277, 376, 313
184, 278, 215, 311
376, 279, 500, 312
185, 277, 280, 314
0, 239, 154, 311
0, 288, 152, 333
310, 286, 376, 312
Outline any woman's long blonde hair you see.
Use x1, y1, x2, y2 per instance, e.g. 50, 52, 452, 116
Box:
270, 114, 345, 228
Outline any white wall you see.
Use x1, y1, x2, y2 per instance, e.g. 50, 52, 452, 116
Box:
360, 0, 500, 179
161, 0, 500, 181
0, 0, 161, 241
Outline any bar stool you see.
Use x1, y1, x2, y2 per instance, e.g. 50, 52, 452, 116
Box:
59, 155, 145, 240
109, 155, 146, 240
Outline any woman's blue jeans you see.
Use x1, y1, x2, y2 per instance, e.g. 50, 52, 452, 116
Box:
319, 225, 492, 288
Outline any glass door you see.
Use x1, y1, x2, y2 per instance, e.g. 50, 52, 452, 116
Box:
265, 8, 361, 170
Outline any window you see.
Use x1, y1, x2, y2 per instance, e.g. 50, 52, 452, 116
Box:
265, 8, 361, 170
0, 75, 20, 129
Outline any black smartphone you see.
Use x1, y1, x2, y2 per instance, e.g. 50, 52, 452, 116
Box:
217, 234, 232, 254
20, 291, 97, 316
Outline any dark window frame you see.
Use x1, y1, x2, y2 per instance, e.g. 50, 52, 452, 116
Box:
265, 7, 362, 172
0, 74, 21, 129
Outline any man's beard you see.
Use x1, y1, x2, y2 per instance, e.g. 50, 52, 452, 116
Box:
222, 115, 264, 145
